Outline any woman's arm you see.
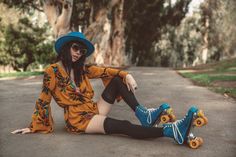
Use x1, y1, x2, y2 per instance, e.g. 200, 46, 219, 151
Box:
84, 64, 138, 93
11, 66, 55, 134
29, 66, 55, 133
84, 64, 138, 101
85, 64, 128, 83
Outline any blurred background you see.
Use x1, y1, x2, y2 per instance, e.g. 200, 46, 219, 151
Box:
0, 0, 235, 71
0, 2, 236, 156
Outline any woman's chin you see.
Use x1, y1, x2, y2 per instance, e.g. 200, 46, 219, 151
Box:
72, 59, 77, 62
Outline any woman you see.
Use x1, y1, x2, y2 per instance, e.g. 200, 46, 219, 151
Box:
11, 32, 206, 148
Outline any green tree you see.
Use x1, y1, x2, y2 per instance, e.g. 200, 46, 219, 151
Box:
124, 0, 192, 66
200, 0, 236, 61
1, 17, 54, 71
1, 0, 128, 66
1, 0, 194, 67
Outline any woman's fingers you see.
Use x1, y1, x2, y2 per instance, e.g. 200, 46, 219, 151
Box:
126, 82, 130, 91
132, 82, 138, 90
131, 83, 137, 93
130, 80, 138, 93
11, 129, 22, 134
125, 74, 138, 93
130, 86, 135, 93
127, 82, 135, 93
11, 128, 31, 134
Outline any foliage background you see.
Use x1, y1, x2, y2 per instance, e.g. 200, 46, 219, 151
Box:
0, 0, 235, 71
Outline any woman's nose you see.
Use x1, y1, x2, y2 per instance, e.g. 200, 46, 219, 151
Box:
74, 50, 82, 55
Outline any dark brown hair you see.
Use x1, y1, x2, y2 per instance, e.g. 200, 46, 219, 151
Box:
56, 41, 87, 86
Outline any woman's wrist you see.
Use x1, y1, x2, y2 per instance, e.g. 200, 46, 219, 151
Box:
119, 71, 129, 78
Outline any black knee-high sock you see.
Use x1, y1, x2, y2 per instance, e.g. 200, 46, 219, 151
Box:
101, 76, 139, 111
103, 117, 163, 139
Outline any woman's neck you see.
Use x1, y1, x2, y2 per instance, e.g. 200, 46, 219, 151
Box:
57, 61, 74, 79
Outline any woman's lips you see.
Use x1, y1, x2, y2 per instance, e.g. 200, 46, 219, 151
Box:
72, 55, 81, 61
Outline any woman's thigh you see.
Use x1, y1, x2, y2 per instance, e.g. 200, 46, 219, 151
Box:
85, 114, 106, 134
96, 96, 112, 116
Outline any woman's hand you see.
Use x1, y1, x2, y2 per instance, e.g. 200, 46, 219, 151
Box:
11, 128, 31, 134
125, 74, 138, 93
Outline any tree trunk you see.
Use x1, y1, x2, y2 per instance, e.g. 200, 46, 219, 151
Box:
85, 0, 127, 66
84, 7, 111, 65
201, 17, 209, 64
43, 0, 73, 38
109, 0, 127, 66
42, 0, 127, 66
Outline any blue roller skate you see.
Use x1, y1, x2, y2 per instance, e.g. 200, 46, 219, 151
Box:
135, 103, 176, 127
163, 106, 208, 149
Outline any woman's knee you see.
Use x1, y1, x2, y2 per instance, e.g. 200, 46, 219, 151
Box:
97, 96, 112, 116
111, 76, 123, 84
85, 115, 106, 134
101, 76, 123, 104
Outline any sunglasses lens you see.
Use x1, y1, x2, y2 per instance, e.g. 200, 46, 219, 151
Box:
80, 49, 87, 55
72, 43, 87, 55
72, 44, 80, 51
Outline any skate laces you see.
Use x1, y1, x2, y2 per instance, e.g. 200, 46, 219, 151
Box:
170, 115, 187, 144
147, 108, 156, 124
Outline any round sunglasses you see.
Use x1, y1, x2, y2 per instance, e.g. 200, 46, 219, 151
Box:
71, 43, 87, 55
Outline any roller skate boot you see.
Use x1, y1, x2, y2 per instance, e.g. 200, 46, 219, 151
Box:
135, 103, 176, 127
163, 106, 208, 149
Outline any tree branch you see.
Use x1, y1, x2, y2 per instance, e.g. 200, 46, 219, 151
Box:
43, 0, 73, 38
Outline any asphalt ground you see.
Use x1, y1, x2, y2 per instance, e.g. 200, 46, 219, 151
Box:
0, 67, 235, 157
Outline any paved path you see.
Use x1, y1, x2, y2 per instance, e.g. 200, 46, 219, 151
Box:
0, 67, 235, 157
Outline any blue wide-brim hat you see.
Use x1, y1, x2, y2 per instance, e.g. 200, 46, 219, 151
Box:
55, 32, 95, 57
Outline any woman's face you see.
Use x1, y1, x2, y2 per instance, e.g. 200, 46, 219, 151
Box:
70, 43, 87, 62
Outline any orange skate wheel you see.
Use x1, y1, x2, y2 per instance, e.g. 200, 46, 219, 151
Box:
189, 139, 200, 149
197, 137, 204, 145
161, 115, 170, 123
194, 118, 204, 127
203, 116, 208, 125
170, 114, 176, 122
197, 110, 205, 117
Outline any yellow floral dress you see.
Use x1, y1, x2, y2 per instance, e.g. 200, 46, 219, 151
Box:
29, 63, 128, 134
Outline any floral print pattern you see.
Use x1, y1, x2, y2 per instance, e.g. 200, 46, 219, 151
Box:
29, 63, 128, 134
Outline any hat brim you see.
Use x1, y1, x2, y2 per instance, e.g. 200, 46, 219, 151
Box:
55, 36, 94, 57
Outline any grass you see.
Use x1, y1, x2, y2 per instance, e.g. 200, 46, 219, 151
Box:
180, 73, 236, 86
177, 58, 236, 99
176, 57, 236, 71
0, 71, 43, 78
210, 87, 236, 99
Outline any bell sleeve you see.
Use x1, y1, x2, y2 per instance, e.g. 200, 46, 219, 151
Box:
85, 64, 129, 102
28, 66, 55, 133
